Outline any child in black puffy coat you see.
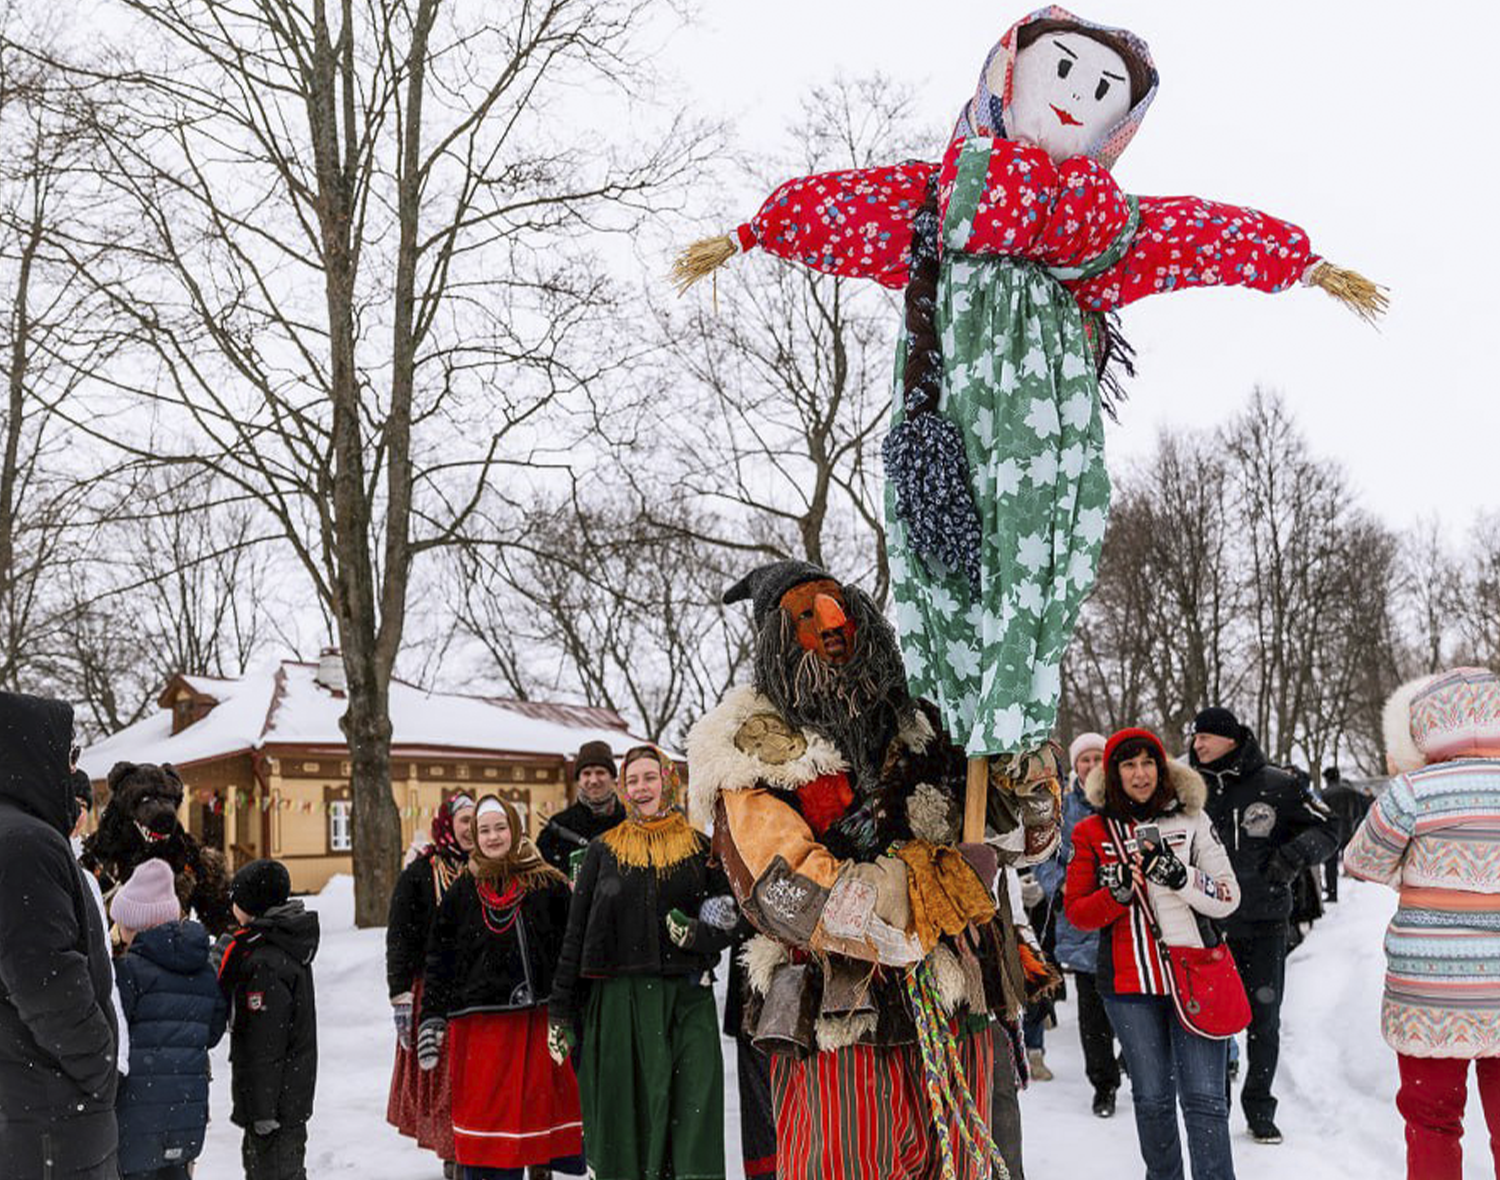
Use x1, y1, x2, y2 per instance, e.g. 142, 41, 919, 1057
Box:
217, 859, 320, 1180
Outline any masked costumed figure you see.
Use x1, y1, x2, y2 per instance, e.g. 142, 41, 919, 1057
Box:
688, 560, 1062, 1180
81, 762, 235, 938
674, 9, 1384, 783
384, 792, 476, 1167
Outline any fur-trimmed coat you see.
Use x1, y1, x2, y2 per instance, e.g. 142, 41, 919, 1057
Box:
1063, 761, 1241, 998
686, 685, 1042, 1054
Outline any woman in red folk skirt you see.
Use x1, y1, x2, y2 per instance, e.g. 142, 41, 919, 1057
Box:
386, 792, 476, 1167
418, 795, 583, 1180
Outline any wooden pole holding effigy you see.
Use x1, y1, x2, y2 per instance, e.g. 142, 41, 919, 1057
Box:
963, 756, 988, 843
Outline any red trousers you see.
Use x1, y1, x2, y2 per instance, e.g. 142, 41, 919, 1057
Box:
1396, 1054, 1500, 1179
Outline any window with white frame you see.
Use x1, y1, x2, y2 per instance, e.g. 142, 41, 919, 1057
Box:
329, 800, 352, 852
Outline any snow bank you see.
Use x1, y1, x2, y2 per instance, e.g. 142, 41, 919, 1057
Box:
197, 875, 1497, 1178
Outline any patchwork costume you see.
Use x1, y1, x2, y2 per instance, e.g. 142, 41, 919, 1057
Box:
674, 7, 1382, 765
689, 562, 1060, 1180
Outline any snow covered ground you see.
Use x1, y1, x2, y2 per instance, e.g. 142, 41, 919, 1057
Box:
199, 876, 1499, 1178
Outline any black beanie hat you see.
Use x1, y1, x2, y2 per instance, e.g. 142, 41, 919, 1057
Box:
1192, 707, 1242, 742
574, 740, 617, 779
723, 560, 834, 630
232, 858, 292, 917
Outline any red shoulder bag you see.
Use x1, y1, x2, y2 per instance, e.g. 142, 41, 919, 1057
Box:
1106, 819, 1250, 1041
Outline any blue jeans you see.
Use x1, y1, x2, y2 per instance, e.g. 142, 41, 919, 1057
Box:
1104, 995, 1236, 1180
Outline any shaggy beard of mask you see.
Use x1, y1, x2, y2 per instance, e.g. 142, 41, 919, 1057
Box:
753, 585, 910, 775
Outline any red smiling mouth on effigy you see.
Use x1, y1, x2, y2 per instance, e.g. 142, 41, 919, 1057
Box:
1051, 104, 1083, 127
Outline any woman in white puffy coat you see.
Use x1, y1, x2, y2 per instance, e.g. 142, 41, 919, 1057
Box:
1064, 727, 1241, 1180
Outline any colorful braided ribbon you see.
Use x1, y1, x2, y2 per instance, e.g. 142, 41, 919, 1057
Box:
903, 959, 1009, 1180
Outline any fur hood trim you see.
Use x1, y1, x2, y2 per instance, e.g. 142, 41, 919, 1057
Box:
1384, 674, 1430, 775
1084, 759, 1207, 815
1384, 667, 1500, 773
685, 685, 849, 825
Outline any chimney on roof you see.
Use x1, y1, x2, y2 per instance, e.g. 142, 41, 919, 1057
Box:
316, 648, 347, 696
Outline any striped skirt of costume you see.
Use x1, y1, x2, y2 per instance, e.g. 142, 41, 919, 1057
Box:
769, 1026, 994, 1180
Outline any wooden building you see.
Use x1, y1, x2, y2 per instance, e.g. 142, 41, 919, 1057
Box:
79, 655, 647, 893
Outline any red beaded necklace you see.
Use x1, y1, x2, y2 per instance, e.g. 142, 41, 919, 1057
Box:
475, 877, 524, 936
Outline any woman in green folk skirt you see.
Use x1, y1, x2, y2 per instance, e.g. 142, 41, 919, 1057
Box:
548, 744, 738, 1180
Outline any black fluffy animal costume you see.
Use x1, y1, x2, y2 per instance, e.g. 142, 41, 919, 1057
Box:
82, 763, 235, 938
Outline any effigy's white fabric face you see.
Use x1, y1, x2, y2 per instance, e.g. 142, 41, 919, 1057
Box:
1002, 31, 1132, 163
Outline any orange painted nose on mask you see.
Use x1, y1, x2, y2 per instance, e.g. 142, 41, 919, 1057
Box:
812, 593, 847, 635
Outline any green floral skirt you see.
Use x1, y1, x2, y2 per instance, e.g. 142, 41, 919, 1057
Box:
887, 255, 1110, 757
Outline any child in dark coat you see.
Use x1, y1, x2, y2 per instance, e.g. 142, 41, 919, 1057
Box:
217, 859, 320, 1180
111, 858, 228, 1180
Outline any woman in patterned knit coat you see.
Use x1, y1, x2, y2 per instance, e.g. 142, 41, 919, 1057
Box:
1344, 666, 1500, 1180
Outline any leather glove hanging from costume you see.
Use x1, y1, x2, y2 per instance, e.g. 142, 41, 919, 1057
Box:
547, 1020, 576, 1066
1263, 848, 1302, 886
1097, 862, 1134, 904
957, 841, 999, 893
253, 1119, 280, 1136
391, 992, 414, 1050
416, 1018, 446, 1071
1140, 844, 1189, 890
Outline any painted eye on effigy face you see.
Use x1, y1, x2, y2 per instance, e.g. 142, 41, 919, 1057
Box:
1003, 32, 1133, 164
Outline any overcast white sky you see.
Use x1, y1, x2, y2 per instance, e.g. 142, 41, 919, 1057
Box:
658, 1, 1498, 537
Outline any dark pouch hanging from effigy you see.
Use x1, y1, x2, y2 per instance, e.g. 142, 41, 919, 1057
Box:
754, 961, 820, 1057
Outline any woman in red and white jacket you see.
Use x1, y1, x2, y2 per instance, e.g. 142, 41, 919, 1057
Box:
1064, 728, 1242, 1180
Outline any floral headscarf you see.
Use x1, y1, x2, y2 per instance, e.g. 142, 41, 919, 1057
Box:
428, 792, 475, 865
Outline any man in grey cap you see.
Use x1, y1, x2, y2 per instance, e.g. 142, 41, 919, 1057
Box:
537, 740, 625, 876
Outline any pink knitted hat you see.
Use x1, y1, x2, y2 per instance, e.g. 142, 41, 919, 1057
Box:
110, 858, 181, 931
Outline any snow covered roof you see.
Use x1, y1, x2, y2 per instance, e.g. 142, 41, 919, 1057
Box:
80, 661, 650, 778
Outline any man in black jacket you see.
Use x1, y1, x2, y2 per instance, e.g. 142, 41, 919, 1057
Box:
220, 858, 320, 1180
537, 740, 624, 875
0, 691, 120, 1180
1190, 706, 1339, 1147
